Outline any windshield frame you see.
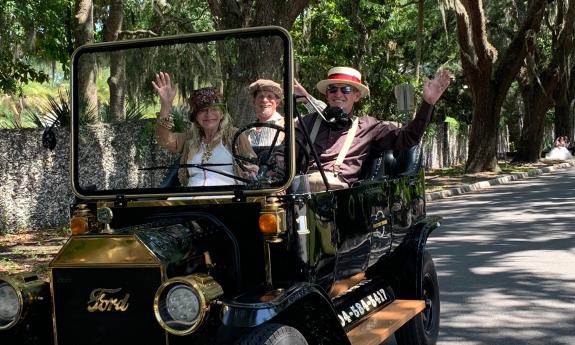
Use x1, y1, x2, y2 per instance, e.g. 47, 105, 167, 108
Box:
70, 26, 294, 200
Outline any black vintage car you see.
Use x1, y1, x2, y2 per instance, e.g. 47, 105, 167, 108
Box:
0, 27, 440, 345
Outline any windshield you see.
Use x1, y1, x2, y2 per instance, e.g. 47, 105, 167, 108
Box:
71, 27, 293, 199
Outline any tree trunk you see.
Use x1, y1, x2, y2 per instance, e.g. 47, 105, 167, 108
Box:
74, 0, 98, 119
206, 0, 311, 122
515, 73, 557, 162
552, 0, 575, 141
105, 0, 125, 122
415, 0, 424, 82
449, 0, 547, 172
554, 86, 573, 139
465, 83, 500, 172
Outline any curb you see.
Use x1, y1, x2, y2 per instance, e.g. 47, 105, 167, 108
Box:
425, 160, 575, 202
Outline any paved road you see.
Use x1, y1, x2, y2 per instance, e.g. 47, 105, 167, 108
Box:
423, 167, 575, 345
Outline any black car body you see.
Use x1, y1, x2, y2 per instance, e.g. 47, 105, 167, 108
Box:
0, 27, 440, 345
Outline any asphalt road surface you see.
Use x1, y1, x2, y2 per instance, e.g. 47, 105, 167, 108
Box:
384, 167, 575, 345
421, 167, 575, 345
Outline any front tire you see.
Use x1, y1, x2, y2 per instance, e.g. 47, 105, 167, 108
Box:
395, 250, 440, 345
236, 323, 308, 345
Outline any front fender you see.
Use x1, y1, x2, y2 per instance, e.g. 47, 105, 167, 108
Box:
394, 215, 441, 299
412, 215, 441, 254
221, 282, 350, 344
367, 215, 441, 297
221, 282, 332, 328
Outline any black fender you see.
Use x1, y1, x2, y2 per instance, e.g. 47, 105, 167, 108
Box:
221, 282, 349, 344
410, 215, 441, 298
367, 215, 441, 299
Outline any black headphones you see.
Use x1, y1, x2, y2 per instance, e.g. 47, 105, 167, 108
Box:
322, 106, 351, 129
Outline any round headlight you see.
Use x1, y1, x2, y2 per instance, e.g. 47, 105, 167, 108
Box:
166, 285, 200, 324
0, 282, 20, 328
154, 274, 223, 336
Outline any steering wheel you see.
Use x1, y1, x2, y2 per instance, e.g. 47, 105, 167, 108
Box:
232, 122, 284, 179
232, 122, 311, 184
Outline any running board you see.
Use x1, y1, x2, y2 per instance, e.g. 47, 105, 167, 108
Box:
346, 299, 425, 345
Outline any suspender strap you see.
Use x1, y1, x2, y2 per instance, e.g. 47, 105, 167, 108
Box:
333, 117, 359, 176
307, 115, 359, 177
309, 115, 322, 143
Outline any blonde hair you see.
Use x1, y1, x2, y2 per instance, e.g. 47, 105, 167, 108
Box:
186, 107, 237, 158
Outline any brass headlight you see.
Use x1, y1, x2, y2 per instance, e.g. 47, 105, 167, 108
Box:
0, 274, 48, 330
153, 274, 223, 335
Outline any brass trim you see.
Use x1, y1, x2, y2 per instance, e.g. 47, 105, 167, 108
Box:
0, 275, 24, 330
153, 274, 223, 336
97, 196, 266, 209
71, 26, 295, 201
49, 269, 58, 345
263, 242, 273, 287
50, 235, 161, 267
0, 273, 49, 331
48, 249, 167, 345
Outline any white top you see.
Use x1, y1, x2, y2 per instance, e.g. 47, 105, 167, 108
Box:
248, 112, 284, 146
187, 141, 237, 186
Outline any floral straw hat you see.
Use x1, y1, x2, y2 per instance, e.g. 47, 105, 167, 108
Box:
187, 87, 225, 118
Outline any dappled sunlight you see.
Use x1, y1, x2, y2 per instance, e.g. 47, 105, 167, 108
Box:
426, 168, 575, 345
473, 250, 575, 283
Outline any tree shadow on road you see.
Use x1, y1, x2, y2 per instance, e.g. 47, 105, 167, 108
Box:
426, 172, 575, 345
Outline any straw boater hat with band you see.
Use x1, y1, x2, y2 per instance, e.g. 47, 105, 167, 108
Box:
248, 79, 284, 101
316, 66, 370, 98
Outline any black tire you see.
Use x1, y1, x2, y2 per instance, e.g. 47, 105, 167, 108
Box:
395, 250, 440, 345
236, 323, 308, 345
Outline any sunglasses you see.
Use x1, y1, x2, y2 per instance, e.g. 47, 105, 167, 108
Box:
326, 85, 355, 94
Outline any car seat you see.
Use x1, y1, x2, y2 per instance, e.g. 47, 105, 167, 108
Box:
360, 145, 422, 181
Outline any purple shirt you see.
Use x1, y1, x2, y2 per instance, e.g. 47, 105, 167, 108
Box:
299, 102, 434, 184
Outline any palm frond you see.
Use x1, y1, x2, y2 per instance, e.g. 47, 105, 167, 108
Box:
125, 100, 149, 122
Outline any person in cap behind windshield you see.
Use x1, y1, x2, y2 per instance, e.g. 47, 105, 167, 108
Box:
246, 79, 285, 146
153, 71, 257, 187
293, 66, 451, 188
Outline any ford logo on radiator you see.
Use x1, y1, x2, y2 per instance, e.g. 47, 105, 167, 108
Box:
87, 288, 130, 312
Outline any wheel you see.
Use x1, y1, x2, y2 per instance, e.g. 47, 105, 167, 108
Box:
395, 250, 440, 345
236, 323, 308, 345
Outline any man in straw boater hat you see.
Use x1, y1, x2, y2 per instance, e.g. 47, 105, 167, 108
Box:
293, 66, 451, 189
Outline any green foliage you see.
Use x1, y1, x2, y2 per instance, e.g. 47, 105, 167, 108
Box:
170, 105, 192, 133
45, 90, 72, 127
444, 116, 459, 129
125, 100, 149, 122
100, 103, 114, 124
100, 99, 150, 124
78, 100, 98, 126
0, 0, 73, 94
22, 106, 47, 128
135, 120, 156, 162
0, 57, 50, 95
292, 0, 462, 120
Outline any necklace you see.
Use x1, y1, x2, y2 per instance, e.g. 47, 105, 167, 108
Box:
201, 140, 214, 164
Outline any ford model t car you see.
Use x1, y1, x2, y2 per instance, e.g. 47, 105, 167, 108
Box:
0, 27, 440, 345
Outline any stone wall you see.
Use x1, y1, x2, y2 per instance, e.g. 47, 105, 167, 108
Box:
0, 121, 173, 232
1, 127, 72, 232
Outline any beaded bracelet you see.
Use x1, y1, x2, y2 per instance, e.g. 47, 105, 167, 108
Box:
156, 116, 174, 130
